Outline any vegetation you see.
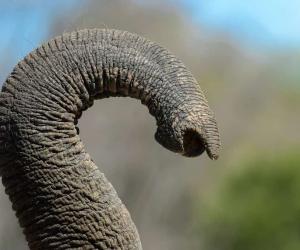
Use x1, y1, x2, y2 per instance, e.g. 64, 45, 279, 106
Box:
196, 151, 300, 250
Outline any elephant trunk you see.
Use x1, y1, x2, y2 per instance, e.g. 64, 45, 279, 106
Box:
0, 29, 220, 249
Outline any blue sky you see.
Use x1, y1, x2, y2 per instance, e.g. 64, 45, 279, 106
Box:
177, 0, 300, 49
0, 0, 81, 60
0, 0, 299, 71
0, 0, 81, 82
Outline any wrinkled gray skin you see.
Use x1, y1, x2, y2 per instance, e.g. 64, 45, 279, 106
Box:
0, 29, 220, 249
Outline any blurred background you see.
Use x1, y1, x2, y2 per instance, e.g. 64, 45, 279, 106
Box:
0, 0, 299, 249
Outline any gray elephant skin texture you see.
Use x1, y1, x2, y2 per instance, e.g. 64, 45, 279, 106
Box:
0, 29, 220, 249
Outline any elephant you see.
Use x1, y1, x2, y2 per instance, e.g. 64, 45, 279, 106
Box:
0, 29, 220, 249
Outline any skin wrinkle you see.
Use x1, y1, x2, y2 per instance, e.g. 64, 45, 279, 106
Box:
39, 44, 82, 108
57, 41, 92, 109
17, 61, 72, 114
0, 29, 220, 249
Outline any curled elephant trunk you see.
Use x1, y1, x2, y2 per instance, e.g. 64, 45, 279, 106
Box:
0, 29, 220, 249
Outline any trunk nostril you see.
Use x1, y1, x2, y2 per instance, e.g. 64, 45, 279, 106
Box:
183, 129, 206, 157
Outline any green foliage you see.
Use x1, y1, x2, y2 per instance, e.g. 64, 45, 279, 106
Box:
196, 151, 300, 250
